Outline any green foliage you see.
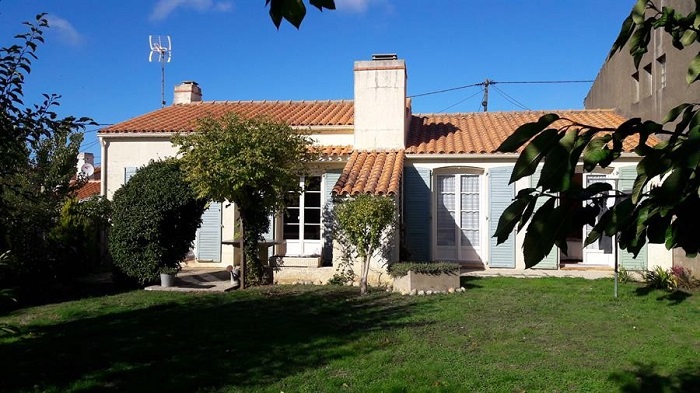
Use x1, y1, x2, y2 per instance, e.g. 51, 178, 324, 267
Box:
110, 159, 206, 285
335, 194, 395, 294
388, 262, 460, 278
266, 0, 335, 29
49, 196, 112, 277
495, 2, 700, 267
644, 266, 677, 291
671, 266, 700, 290
174, 113, 314, 286
0, 14, 94, 288
617, 267, 633, 283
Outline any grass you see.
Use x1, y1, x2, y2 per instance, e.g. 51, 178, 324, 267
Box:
0, 277, 698, 392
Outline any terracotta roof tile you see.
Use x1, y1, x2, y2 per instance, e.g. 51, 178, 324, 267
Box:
75, 181, 101, 200
333, 150, 404, 196
314, 145, 353, 157
406, 110, 655, 154
100, 100, 354, 134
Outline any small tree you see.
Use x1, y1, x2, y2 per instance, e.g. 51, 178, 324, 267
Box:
110, 159, 206, 285
335, 194, 396, 295
0, 13, 93, 286
174, 113, 315, 287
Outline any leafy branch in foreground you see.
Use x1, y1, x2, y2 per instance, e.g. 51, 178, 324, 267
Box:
266, 0, 335, 29
494, 0, 699, 268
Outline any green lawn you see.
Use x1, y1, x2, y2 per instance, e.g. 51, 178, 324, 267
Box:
1, 277, 698, 392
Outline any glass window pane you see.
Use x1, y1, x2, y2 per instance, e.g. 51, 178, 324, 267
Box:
304, 224, 321, 240
461, 229, 479, 247
440, 193, 455, 211
305, 208, 321, 224
305, 176, 321, 191
284, 208, 299, 224
305, 192, 321, 208
283, 224, 299, 240
438, 175, 455, 193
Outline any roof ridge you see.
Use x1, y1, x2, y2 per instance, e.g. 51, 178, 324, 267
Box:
194, 99, 354, 105
413, 108, 618, 117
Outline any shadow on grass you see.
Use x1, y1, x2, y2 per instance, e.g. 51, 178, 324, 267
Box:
0, 286, 423, 392
634, 286, 693, 305
609, 362, 700, 392
460, 276, 483, 290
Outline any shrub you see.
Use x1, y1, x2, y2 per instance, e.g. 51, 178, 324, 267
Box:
644, 266, 677, 291
110, 159, 206, 285
388, 262, 460, 278
670, 266, 700, 290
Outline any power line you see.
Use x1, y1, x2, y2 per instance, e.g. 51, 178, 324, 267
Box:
409, 82, 482, 98
492, 85, 530, 111
438, 88, 484, 113
409, 79, 593, 99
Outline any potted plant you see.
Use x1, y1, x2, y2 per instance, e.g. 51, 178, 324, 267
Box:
159, 265, 181, 288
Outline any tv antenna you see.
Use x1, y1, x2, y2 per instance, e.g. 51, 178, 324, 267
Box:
149, 35, 171, 108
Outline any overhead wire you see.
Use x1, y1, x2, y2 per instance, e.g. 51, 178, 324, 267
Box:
438, 88, 484, 113
492, 85, 530, 110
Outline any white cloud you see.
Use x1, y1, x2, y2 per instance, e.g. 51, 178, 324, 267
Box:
150, 0, 234, 21
46, 15, 82, 46
335, 0, 371, 13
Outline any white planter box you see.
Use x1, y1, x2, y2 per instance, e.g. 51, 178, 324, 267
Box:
272, 256, 323, 268
392, 271, 460, 293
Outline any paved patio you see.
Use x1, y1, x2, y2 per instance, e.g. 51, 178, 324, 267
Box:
145, 268, 238, 292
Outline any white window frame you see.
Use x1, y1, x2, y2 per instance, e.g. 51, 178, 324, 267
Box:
431, 167, 486, 262
281, 175, 323, 256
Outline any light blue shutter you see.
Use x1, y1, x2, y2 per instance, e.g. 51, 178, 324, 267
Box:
124, 167, 138, 183
489, 167, 515, 268
530, 169, 559, 269
618, 166, 647, 270
196, 202, 222, 262
323, 169, 342, 265
403, 166, 431, 261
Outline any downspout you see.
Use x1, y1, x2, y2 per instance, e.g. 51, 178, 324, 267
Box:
100, 137, 107, 197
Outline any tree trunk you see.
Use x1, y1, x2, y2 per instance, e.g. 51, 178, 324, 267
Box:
359, 248, 373, 295
239, 221, 246, 289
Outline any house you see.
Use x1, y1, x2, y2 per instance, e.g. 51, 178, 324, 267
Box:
73, 152, 101, 201
584, 0, 699, 274
98, 55, 672, 285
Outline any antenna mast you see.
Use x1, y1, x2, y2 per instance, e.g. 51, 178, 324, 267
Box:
149, 35, 172, 108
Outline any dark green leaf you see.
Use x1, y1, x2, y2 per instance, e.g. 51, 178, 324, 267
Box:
538, 129, 577, 191
582, 135, 612, 171
309, 0, 335, 10
494, 198, 530, 245
609, 14, 636, 58
523, 198, 556, 268
631, 172, 647, 204
497, 113, 559, 153
688, 53, 700, 84
584, 209, 612, 247
663, 103, 692, 123
510, 128, 560, 184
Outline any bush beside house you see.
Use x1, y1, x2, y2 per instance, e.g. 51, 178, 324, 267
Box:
110, 159, 206, 285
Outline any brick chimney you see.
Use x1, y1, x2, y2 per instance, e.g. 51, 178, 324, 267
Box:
173, 81, 202, 104
353, 54, 408, 150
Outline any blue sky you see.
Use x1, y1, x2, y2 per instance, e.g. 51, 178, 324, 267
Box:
0, 0, 635, 165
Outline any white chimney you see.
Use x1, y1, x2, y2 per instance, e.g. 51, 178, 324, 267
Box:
173, 81, 202, 105
353, 54, 408, 150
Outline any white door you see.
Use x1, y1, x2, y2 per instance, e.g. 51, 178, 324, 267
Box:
434, 174, 481, 262
582, 174, 617, 266
283, 176, 322, 256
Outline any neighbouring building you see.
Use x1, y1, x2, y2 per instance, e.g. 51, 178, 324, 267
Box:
584, 0, 699, 274
99, 54, 673, 285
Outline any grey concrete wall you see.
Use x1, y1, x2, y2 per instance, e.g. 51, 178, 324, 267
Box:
584, 0, 700, 124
